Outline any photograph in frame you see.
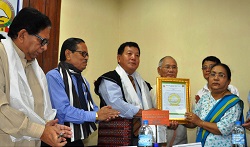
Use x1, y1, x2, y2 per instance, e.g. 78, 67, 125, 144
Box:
156, 77, 191, 124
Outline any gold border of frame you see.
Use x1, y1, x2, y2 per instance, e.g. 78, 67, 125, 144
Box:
156, 77, 191, 124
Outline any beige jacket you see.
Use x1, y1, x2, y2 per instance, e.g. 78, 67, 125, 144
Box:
0, 42, 45, 147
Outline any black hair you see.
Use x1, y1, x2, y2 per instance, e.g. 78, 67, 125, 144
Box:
60, 38, 85, 61
202, 56, 221, 65
211, 63, 231, 80
0, 34, 6, 40
117, 42, 140, 55
8, 7, 51, 39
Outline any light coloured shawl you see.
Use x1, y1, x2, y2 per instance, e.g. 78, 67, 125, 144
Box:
1, 34, 56, 142
115, 64, 152, 110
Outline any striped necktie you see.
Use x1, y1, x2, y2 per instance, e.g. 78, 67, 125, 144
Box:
128, 75, 141, 136
128, 75, 136, 91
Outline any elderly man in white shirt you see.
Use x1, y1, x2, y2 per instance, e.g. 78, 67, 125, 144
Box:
150, 56, 187, 147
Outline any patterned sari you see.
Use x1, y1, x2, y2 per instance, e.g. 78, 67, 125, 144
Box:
196, 94, 246, 146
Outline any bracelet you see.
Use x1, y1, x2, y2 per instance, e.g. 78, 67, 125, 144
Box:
96, 112, 99, 121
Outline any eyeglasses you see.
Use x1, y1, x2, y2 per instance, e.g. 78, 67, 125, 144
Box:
209, 72, 226, 78
34, 34, 49, 46
201, 64, 215, 70
161, 65, 178, 70
73, 50, 89, 58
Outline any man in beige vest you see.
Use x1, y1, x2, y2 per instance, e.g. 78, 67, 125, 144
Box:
0, 7, 72, 147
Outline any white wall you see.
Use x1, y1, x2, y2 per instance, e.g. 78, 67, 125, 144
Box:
60, 0, 250, 145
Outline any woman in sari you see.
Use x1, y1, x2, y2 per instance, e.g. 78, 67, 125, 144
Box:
185, 63, 245, 147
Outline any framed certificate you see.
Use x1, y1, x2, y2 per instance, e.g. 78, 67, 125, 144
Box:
156, 77, 191, 124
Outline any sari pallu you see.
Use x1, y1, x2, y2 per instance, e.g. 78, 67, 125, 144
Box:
196, 94, 246, 146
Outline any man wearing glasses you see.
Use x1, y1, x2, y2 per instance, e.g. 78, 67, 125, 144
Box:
195, 56, 239, 103
150, 56, 187, 147
46, 38, 120, 146
0, 7, 72, 147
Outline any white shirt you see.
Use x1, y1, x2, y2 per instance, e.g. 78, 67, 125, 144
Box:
196, 84, 239, 101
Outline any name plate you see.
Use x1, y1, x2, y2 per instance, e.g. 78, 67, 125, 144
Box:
142, 110, 169, 126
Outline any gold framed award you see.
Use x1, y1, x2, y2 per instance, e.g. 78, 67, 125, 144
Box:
156, 77, 191, 124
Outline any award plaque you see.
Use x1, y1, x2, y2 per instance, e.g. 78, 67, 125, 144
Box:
156, 77, 191, 124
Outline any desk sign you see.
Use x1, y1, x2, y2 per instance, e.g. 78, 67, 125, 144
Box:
142, 110, 169, 126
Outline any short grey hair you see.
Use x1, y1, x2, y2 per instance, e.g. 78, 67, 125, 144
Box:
158, 56, 177, 67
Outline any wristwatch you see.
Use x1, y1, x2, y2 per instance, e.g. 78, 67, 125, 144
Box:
96, 112, 99, 121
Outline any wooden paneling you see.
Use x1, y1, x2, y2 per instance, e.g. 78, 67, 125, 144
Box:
23, 0, 61, 73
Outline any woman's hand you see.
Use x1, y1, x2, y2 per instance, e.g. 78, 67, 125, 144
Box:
185, 112, 202, 125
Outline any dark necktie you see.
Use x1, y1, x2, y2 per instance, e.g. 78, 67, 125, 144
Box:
128, 75, 141, 136
74, 74, 88, 111
128, 75, 136, 91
